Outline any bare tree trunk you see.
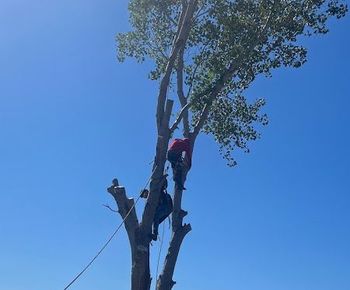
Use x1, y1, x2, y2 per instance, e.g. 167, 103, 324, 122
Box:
156, 220, 191, 290
108, 100, 173, 290
156, 165, 192, 290
131, 231, 151, 290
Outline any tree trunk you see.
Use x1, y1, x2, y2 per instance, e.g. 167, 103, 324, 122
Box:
108, 3, 200, 288
156, 223, 191, 290
131, 230, 151, 290
156, 165, 192, 290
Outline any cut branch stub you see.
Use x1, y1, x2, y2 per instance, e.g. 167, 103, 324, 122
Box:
107, 182, 139, 257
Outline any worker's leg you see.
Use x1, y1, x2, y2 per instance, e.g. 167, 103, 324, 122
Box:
167, 151, 178, 166
174, 161, 186, 190
167, 150, 184, 188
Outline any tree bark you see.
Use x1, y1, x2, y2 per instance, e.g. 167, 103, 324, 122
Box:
108, 99, 174, 290
156, 163, 192, 290
109, 2, 200, 289
156, 221, 191, 290
131, 230, 152, 290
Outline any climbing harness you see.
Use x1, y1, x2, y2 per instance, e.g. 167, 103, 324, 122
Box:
62, 166, 158, 290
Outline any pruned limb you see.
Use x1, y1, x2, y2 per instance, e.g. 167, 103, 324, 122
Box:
107, 183, 139, 257
156, 223, 192, 290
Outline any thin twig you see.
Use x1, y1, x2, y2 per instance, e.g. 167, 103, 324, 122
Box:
102, 204, 118, 213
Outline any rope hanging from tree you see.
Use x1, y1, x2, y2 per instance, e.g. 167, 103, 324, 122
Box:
62, 166, 158, 290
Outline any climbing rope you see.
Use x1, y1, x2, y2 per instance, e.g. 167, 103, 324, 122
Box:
63, 198, 140, 290
62, 166, 157, 290
154, 222, 166, 290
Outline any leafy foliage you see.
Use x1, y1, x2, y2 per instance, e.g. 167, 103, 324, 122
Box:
117, 0, 347, 165
202, 95, 268, 166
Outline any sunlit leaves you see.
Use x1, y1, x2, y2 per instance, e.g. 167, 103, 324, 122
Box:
203, 95, 268, 166
116, 0, 347, 165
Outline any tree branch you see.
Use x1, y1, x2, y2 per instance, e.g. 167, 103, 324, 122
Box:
156, 0, 198, 133
102, 204, 118, 213
176, 48, 190, 137
107, 182, 139, 257
141, 100, 174, 237
155, 12, 279, 284
156, 223, 192, 290
156, 166, 190, 290
169, 102, 191, 133
190, 1, 277, 141
144, 0, 198, 242
192, 63, 236, 140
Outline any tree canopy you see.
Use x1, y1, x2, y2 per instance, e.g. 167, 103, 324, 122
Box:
116, 0, 347, 165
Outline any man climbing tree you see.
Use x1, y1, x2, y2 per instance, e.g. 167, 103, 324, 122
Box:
167, 138, 192, 190
108, 1, 347, 290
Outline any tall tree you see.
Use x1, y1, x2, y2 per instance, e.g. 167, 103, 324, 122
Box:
109, 0, 347, 289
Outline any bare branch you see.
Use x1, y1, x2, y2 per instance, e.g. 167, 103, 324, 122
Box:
192, 103, 209, 139
156, 0, 198, 133
143, 0, 198, 245
170, 102, 191, 133
162, 99, 175, 131
191, 63, 236, 140
176, 48, 190, 137
102, 204, 118, 213
156, 223, 192, 290
107, 183, 139, 252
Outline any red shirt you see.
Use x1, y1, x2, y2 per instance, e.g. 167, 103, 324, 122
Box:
168, 138, 192, 167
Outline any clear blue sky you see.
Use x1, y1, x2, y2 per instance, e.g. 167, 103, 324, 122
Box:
0, 1, 349, 290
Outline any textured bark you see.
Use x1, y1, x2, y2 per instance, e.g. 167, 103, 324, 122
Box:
156, 223, 192, 290
141, 99, 174, 234
108, 98, 174, 290
107, 185, 138, 261
109, 2, 200, 290
156, 0, 198, 133
156, 165, 192, 290
131, 230, 151, 290
176, 48, 190, 137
